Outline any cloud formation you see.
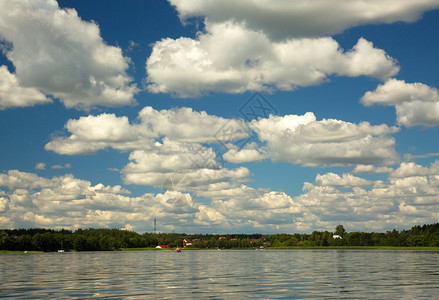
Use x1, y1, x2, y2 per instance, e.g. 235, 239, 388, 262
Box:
121, 140, 250, 188
0, 0, 137, 109
46, 107, 400, 168
0, 170, 197, 231
146, 22, 399, 97
35, 162, 46, 171
293, 162, 439, 232
45, 106, 248, 155
0, 170, 292, 233
352, 165, 393, 174
169, 0, 439, 39
2, 160, 439, 233
390, 161, 439, 178
0, 66, 51, 110
249, 112, 400, 166
361, 79, 439, 127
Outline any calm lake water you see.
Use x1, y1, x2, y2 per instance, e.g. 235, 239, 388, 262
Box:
1, 249, 439, 299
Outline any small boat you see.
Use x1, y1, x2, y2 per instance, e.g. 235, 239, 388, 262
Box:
58, 242, 65, 252
175, 247, 182, 252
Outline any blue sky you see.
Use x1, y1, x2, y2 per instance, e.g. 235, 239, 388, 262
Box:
1, 0, 439, 233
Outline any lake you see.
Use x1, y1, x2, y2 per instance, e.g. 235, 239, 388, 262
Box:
1, 249, 439, 299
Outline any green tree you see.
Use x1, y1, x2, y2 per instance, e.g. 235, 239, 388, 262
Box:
0, 230, 8, 249
335, 225, 346, 237
73, 235, 88, 251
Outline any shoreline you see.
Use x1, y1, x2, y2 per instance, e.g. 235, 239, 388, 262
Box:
4, 246, 439, 253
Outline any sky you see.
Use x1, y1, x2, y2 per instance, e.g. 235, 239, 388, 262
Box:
1, 0, 439, 234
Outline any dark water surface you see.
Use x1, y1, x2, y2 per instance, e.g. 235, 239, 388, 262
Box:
1, 249, 439, 299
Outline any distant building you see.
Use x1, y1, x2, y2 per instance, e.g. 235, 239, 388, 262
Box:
183, 239, 193, 247
333, 235, 342, 239
230, 238, 238, 241
218, 236, 226, 240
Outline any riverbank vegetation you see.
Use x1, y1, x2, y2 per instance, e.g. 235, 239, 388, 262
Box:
1, 223, 439, 252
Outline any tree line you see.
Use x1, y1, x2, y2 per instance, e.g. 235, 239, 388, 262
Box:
1, 223, 439, 252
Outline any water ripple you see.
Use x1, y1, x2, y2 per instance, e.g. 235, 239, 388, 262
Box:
1, 250, 439, 299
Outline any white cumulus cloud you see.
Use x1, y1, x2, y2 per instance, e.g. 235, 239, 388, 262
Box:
361, 79, 439, 127
293, 164, 439, 232
352, 165, 393, 174
0, 0, 137, 109
146, 22, 399, 97
249, 112, 400, 166
390, 161, 439, 178
0, 66, 51, 109
45, 106, 249, 155
169, 0, 439, 39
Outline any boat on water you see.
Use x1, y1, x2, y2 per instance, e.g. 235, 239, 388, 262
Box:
174, 247, 182, 252
58, 242, 65, 252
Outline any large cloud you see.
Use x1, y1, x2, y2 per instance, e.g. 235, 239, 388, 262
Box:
45, 106, 249, 155
197, 161, 439, 232
0, 169, 296, 233
0, 0, 137, 109
361, 79, 439, 127
2, 161, 438, 233
390, 161, 439, 178
146, 21, 399, 97
0, 66, 52, 109
352, 165, 393, 174
292, 163, 439, 232
0, 170, 200, 231
314, 173, 376, 188
246, 112, 400, 166
169, 0, 439, 39
121, 140, 251, 188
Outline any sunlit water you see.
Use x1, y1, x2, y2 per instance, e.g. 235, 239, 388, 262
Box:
1, 249, 439, 299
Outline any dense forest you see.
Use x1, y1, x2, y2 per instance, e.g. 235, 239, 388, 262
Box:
1, 223, 439, 252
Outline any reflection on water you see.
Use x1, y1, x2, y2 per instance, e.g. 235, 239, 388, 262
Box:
1, 250, 439, 299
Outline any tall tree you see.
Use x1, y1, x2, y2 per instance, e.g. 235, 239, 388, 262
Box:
335, 225, 346, 237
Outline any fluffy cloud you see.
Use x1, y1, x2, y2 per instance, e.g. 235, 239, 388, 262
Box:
45, 106, 248, 155
0, 0, 137, 109
390, 161, 439, 178
0, 169, 298, 233
0, 66, 51, 109
45, 113, 147, 155
352, 165, 393, 174
35, 162, 46, 171
137, 106, 249, 143
146, 21, 399, 97
292, 164, 439, 232
169, 0, 439, 39
223, 142, 267, 163
196, 189, 296, 229
249, 112, 400, 166
121, 141, 250, 189
0, 170, 200, 231
2, 163, 439, 233
314, 173, 376, 188
361, 79, 439, 127
46, 107, 401, 174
